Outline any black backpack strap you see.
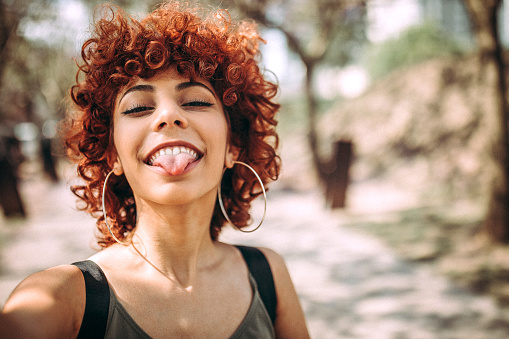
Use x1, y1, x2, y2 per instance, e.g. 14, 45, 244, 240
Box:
72, 260, 110, 339
235, 245, 277, 324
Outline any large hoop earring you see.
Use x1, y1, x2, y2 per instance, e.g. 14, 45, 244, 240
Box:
102, 169, 130, 245
217, 161, 267, 233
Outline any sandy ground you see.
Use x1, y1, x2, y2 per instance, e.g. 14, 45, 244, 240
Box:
2, 177, 509, 338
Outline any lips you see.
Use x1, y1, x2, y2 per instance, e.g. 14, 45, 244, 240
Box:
145, 143, 203, 176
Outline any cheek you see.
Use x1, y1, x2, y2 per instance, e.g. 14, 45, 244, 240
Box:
112, 121, 139, 164
214, 113, 230, 142
211, 119, 230, 159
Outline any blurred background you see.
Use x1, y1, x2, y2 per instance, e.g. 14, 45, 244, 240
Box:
2, 0, 509, 337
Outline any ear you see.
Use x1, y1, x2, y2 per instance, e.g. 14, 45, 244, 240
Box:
225, 144, 239, 169
113, 157, 124, 176
106, 148, 123, 176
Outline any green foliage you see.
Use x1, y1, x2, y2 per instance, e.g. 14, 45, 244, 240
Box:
277, 96, 338, 136
364, 22, 467, 80
0, 0, 160, 126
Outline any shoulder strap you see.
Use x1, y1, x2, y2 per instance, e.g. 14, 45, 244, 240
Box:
72, 260, 110, 339
235, 245, 277, 324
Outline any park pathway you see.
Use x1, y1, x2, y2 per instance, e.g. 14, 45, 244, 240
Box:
2, 177, 509, 338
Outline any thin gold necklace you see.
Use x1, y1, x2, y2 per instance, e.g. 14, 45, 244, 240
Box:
130, 236, 181, 286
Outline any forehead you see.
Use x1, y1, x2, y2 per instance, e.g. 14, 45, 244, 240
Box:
116, 68, 216, 100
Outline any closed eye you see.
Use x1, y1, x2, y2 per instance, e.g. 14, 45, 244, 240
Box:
182, 100, 213, 107
122, 105, 154, 115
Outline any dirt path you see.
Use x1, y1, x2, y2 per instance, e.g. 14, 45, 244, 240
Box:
2, 179, 509, 338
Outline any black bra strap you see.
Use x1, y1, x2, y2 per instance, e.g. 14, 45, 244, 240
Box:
72, 260, 110, 339
235, 245, 277, 324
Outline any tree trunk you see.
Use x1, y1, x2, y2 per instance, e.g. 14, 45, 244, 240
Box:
0, 2, 20, 82
227, 0, 359, 197
463, 0, 509, 242
303, 62, 327, 181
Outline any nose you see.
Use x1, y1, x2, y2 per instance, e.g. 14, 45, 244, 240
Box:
151, 103, 188, 131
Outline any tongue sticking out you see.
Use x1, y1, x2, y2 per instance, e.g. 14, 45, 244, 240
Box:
152, 153, 197, 176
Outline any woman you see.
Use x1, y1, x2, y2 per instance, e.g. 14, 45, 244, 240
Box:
0, 2, 309, 338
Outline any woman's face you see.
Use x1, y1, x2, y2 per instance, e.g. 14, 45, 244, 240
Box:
112, 68, 234, 208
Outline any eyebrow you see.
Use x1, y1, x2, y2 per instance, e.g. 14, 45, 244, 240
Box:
176, 81, 217, 97
118, 84, 155, 104
118, 81, 216, 105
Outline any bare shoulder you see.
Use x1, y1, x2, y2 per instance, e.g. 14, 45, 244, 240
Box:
0, 265, 85, 339
257, 247, 310, 339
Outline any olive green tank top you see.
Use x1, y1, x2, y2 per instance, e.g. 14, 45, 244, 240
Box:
73, 245, 276, 338
104, 273, 274, 338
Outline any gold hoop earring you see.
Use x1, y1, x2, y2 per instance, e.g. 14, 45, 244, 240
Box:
102, 169, 130, 245
217, 161, 267, 233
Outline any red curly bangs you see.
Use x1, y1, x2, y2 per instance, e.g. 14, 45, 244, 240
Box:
64, 2, 281, 247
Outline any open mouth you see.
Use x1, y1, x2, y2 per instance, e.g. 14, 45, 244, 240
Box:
146, 146, 203, 175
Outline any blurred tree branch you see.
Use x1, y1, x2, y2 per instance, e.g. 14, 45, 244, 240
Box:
462, 0, 509, 243
223, 0, 366, 181
0, 1, 25, 94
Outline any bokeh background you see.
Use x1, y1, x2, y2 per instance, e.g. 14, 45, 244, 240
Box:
2, 0, 509, 338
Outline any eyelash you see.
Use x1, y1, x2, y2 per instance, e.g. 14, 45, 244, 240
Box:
122, 100, 213, 115
122, 104, 153, 115
182, 99, 213, 107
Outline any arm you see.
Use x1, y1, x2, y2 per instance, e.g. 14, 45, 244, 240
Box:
259, 248, 310, 339
0, 265, 85, 339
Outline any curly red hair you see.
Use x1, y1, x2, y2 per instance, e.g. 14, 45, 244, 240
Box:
64, 2, 280, 247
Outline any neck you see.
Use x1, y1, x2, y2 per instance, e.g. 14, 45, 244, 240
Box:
130, 195, 219, 288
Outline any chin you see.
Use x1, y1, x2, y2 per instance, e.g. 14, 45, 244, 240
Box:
146, 184, 217, 207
